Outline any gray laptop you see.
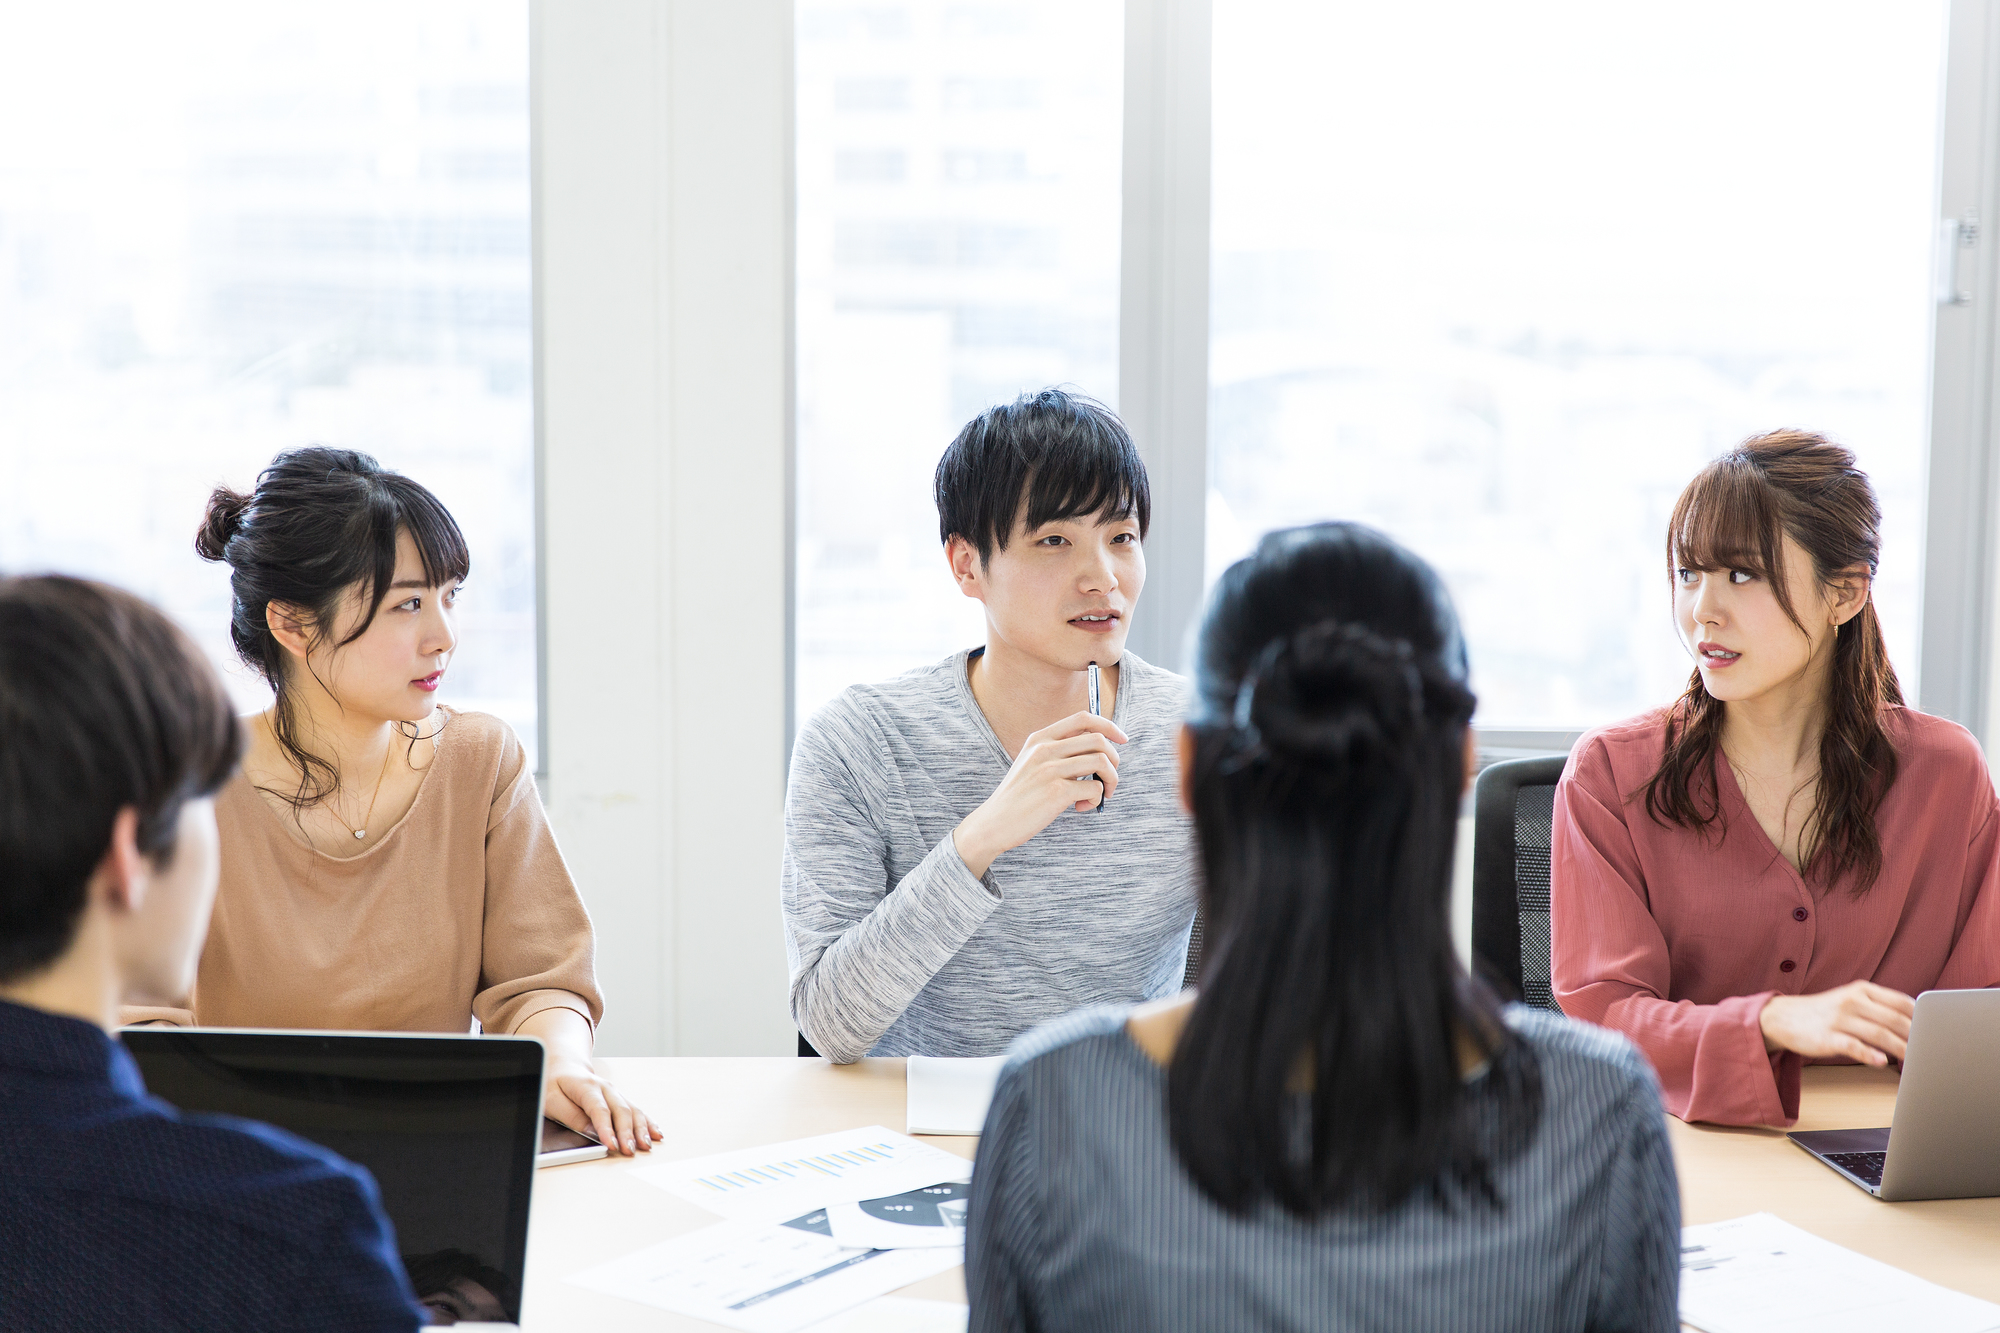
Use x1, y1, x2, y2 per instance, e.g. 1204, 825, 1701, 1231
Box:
1788, 988, 2000, 1201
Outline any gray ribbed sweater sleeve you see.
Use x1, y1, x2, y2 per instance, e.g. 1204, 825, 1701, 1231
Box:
783, 798, 995, 1058
781, 651, 1199, 1064
782, 691, 1002, 1061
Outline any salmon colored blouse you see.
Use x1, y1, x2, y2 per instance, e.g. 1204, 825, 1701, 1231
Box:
1550, 706, 2000, 1127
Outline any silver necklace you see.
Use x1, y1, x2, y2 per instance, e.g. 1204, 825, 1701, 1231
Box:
349, 739, 395, 840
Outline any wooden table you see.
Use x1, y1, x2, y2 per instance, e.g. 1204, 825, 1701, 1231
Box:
521, 1058, 2000, 1330
1670, 1064, 2000, 1302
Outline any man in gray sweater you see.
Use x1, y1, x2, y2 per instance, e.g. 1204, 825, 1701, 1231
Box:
782, 389, 1198, 1063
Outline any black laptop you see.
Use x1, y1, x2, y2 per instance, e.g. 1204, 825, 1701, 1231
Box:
121, 1029, 544, 1326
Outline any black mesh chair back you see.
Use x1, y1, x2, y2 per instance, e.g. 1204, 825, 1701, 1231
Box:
1471, 754, 1569, 1012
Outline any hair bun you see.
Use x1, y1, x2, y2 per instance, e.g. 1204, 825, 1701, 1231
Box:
1234, 622, 1425, 766
195, 486, 251, 562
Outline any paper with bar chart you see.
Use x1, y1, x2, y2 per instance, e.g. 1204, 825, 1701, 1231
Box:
635, 1125, 974, 1223
568, 1215, 962, 1333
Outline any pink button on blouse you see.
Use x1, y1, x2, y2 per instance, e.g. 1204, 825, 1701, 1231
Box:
1550, 705, 2000, 1127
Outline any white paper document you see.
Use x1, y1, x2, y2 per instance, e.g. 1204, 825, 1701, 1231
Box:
826, 1179, 970, 1249
1680, 1213, 2000, 1333
797, 1296, 967, 1333
635, 1126, 974, 1223
568, 1214, 962, 1333
906, 1055, 1007, 1135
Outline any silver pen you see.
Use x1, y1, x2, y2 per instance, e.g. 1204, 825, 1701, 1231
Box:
1088, 661, 1106, 811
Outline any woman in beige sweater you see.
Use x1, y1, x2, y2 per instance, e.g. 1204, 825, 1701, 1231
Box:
125, 446, 659, 1156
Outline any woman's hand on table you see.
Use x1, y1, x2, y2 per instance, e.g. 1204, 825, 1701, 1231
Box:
1759, 981, 1915, 1066
516, 1005, 663, 1155
545, 1056, 662, 1156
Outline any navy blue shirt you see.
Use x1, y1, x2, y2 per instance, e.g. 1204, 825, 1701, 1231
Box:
0, 1000, 426, 1332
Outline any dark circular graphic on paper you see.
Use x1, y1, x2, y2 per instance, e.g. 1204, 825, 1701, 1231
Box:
857, 1180, 970, 1229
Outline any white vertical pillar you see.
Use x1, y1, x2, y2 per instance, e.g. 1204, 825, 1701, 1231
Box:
1120, 0, 1213, 674
534, 0, 795, 1055
1923, 0, 2000, 746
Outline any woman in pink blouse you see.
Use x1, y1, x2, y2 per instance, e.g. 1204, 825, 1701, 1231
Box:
1551, 430, 2000, 1127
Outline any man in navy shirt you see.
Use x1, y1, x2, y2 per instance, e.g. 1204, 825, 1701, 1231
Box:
0, 575, 427, 1332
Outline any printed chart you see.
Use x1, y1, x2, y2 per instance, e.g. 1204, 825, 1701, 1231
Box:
570, 1218, 960, 1333
638, 1126, 974, 1223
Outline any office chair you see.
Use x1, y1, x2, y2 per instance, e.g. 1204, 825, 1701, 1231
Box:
1471, 754, 1569, 1013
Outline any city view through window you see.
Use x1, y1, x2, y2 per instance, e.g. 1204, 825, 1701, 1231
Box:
0, 3, 537, 760
798, 2, 1949, 733
1208, 1, 1948, 726
1, 5, 1953, 746
794, 0, 1124, 722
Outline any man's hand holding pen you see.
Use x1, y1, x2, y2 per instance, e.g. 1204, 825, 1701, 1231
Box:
951, 713, 1127, 879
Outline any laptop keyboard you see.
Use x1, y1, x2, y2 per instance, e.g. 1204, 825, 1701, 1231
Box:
1825, 1150, 1886, 1187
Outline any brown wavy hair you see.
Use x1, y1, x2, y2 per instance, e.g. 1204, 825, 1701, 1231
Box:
1644, 430, 1902, 894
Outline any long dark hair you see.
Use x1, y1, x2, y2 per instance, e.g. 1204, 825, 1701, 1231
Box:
195, 446, 469, 809
1644, 430, 1901, 893
1170, 522, 1540, 1217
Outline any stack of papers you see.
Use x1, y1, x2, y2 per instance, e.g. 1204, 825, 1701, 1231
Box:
1681, 1214, 2000, 1333
906, 1055, 1007, 1136
800, 1296, 967, 1333
569, 1127, 976, 1332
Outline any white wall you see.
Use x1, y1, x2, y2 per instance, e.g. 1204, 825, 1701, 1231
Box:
534, 0, 796, 1056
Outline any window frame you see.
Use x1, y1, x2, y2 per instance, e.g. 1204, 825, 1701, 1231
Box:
1118, 0, 1212, 674
1921, 0, 2000, 751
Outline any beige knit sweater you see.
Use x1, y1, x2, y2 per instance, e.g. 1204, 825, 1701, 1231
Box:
122, 707, 602, 1035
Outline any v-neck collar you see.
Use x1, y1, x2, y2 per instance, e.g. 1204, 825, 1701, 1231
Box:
954, 646, 1133, 766
1712, 748, 1810, 889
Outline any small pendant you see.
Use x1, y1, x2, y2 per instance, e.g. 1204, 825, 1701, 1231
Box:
353, 829, 366, 840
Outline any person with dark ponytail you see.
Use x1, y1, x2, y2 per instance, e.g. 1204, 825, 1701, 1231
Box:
125, 446, 659, 1156
966, 523, 1679, 1333
1552, 431, 2000, 1128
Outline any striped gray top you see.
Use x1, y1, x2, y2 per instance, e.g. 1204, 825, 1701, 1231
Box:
781, 648, 1198, 1063
966, 1005, 1680, 1333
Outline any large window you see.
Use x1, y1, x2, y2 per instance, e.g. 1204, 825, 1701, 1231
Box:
794, 0, 1123, 721
1208, 2, 1946, 727
0, 3, 537, 757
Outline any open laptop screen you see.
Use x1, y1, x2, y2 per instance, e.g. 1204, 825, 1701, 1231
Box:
120, 1029, 542, 1324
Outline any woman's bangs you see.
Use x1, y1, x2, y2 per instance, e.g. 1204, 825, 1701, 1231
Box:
344, 479, 472, 645
1668, 461, 1778, 580
397, 484, 472, 588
